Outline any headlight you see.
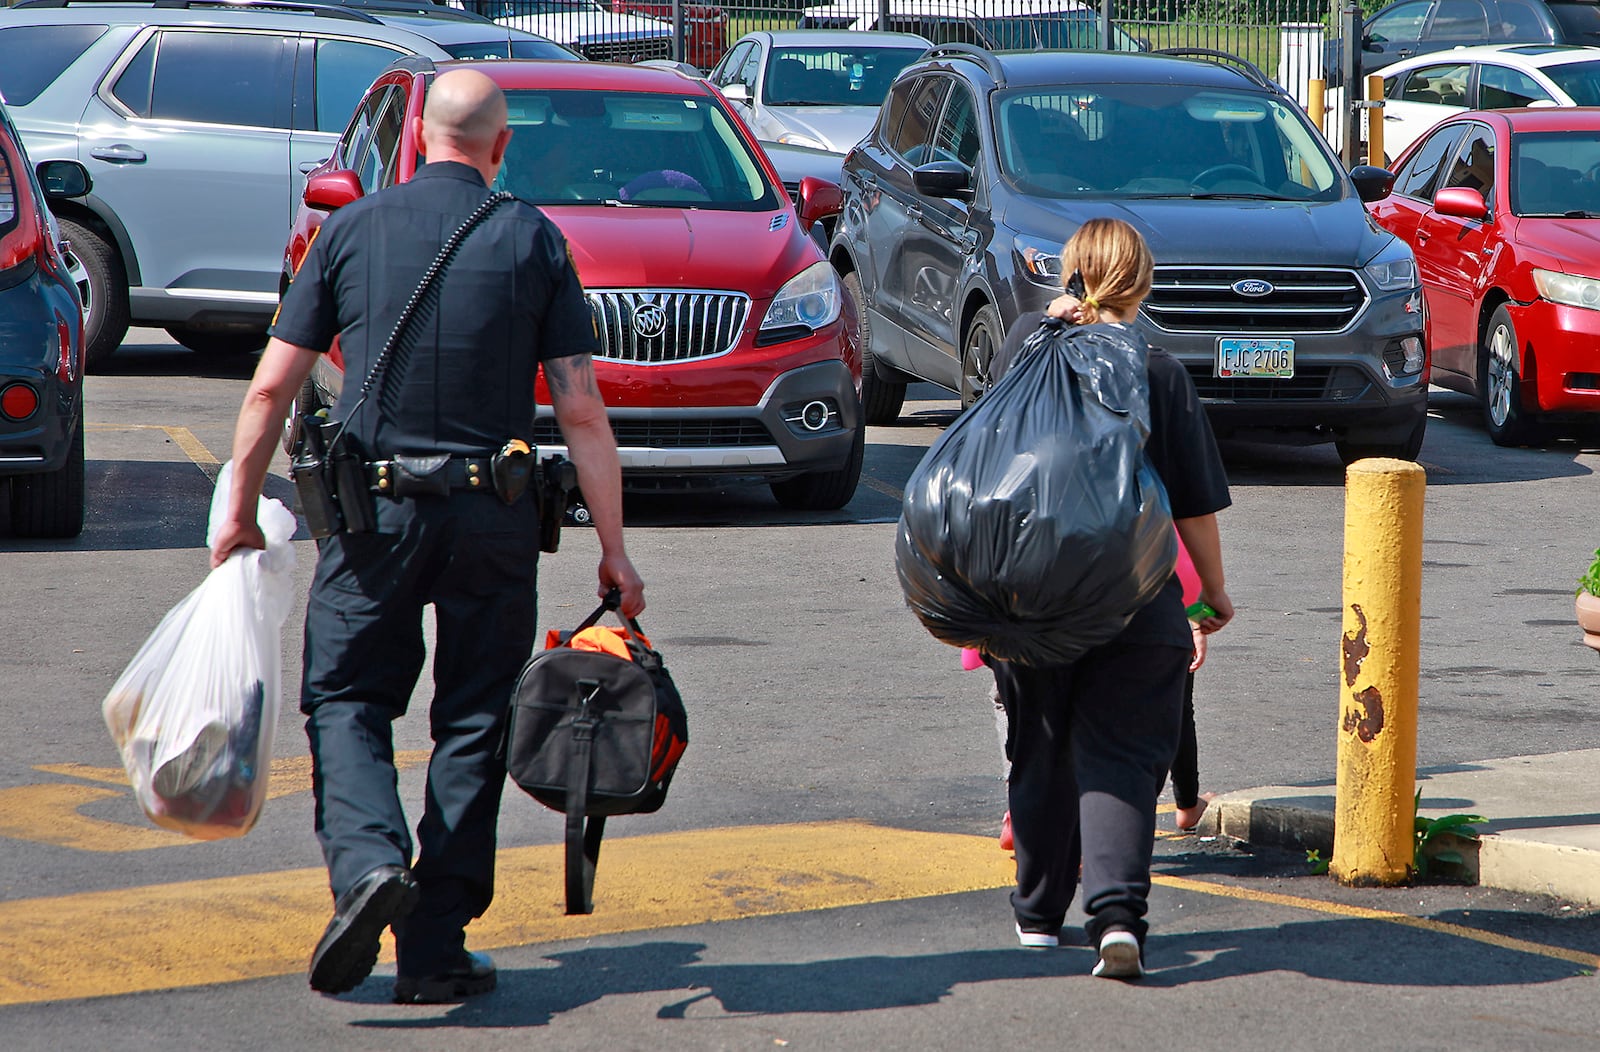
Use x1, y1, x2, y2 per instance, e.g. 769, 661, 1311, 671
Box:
1014, 234, 1064, 287
1363, 239, 1418, 291
762, 261, 841, 331
1533, 267, 1600, 311
777, 131, 829, 151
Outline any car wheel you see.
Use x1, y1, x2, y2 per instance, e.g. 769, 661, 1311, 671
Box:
1335, 411, 1426, 466
1479, 304, 1540, 446
165, 327, 268, 356
58, 218, 129, 374
961, 304, 1001, 410
282, 376, 323, 455
769, 423, 864, 511
843, 270, 905, 426
10, 414, 85, 538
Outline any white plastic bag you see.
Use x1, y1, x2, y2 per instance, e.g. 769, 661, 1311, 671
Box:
102, 462, 298, 839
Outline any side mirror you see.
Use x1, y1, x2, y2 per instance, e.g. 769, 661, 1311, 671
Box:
1349, 164, 1395, 203
304, 170, 363, 211
1433, 185, 1489, 220
720, 82, 750, 103
912, 160, 972, 199
36, 160, 91, 199
797, 175, 844, 232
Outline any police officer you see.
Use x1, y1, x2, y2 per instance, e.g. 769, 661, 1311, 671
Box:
211, 69, 645, 1004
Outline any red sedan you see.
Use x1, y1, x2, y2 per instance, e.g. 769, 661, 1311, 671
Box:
1370, 108, 1600, 445
283, 59, 860, 510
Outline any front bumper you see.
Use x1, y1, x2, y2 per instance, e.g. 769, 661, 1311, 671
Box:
534, 358, 861, 489
1506, 299, 1600, 416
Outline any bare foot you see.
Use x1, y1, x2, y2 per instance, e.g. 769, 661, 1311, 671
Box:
1175, 793, 1216, 832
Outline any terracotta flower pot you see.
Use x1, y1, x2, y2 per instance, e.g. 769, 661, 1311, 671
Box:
1577, 592, 1600, 653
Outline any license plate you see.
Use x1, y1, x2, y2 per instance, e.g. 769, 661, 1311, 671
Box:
1216, 337, 1295, 379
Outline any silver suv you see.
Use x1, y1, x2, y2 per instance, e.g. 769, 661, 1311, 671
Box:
0, 0, 573, 369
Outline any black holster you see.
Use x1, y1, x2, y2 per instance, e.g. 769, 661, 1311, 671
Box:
537, 454, 578, 554
288, 416, 376, 539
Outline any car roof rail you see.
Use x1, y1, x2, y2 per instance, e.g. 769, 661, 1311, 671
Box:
13, 0, 382, 23
923, 43, 1006, 86
1152, 47, 1272, 89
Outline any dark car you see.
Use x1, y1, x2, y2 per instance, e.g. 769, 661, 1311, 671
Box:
1328, 0, 1600, 87
830, 45, 1430, 463
0, 98, 89, 537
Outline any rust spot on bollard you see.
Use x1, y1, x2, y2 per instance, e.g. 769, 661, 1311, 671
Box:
1341, 604, 1370, 687
1342, 685, 1385, 742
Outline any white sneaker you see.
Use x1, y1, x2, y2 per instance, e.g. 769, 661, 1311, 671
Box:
1092, 930, 1144, 979
1014, 922, 1059, 949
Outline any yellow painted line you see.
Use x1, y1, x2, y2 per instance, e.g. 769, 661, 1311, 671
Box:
1155, 873, 1600, 970
2, 753, 432, 853
81, 423, 221, 481
0, 821, 1015, 1007
858, 474, 902, 501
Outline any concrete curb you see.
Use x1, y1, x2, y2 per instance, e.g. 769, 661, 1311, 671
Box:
1197, 785, 1600, 906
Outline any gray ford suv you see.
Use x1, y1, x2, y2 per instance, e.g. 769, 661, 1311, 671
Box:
831, 45, 1430, 463
0, 0, 573, 369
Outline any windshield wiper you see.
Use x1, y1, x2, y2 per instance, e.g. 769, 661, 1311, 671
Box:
1186, 191, 1282, 200
1561, 209, 1600, 218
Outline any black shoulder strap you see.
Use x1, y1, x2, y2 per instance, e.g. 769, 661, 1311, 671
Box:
329, 191, 515, 448
563, 677, 606, 915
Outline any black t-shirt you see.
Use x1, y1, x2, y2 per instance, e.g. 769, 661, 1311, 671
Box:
995, 313, 1231, 648
271, 161, 597, 458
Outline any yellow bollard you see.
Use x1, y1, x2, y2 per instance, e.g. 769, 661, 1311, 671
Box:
1331, 458, 1424, 886
1307, 78, 1326, 134
1366, 74, 1386, 167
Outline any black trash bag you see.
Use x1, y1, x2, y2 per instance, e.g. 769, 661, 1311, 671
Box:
895, 320, 1177, 667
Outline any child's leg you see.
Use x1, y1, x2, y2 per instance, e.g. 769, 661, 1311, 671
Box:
1170, 672, 1199, 809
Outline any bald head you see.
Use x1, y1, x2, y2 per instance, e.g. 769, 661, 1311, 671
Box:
419, 70, 510, 175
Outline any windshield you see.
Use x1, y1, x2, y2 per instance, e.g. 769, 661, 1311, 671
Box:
995, 84, 1341, 201
1539, 59, 1600, 104
764, 46, 927, 106
1511, 131, 1600, 216
442, 39, 577, 60
495, 90, 780, 208
976, 13, 1142, 51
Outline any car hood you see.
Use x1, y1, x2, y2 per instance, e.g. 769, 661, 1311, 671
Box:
1005, 194, 1392, 266
766, 106, 878, 154
547, 206, 813, 298
1511, 216, 1600, 272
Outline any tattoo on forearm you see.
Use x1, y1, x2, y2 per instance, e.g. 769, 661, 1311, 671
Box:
545, 354, 600, 399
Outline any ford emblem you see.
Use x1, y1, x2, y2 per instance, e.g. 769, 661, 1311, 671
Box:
1233, 278, 1275, 298
632, 302, 668, 339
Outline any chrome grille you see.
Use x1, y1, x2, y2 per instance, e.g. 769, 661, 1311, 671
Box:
1145, 267, 1367, 335
535, 417, 773, 448
579, 36, 672, 63
587, 290, 751, 364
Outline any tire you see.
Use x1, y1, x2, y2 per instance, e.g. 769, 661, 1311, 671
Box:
281, 376, 322, 455
1335, 411, 1426, 465
961, 304, 1001, 410
769, 424, 865, 511
59, 218, 129, 374
10, 415, 85, 538
165, 327, 267, 356
1480, 304, 1540, 446
843, 270, 905, 426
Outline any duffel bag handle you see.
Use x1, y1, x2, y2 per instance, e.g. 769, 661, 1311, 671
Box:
588, 588, 651, 646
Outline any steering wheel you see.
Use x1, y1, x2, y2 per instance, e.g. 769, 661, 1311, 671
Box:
1190, 163, 1262, 189
619, 169, 709, 201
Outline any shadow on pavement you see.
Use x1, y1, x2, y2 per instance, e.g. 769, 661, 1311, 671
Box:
95, 338, 260, 381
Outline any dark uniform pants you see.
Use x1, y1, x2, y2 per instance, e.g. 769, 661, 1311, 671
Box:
301, 492, 540, 977
991, 639, 1191, 945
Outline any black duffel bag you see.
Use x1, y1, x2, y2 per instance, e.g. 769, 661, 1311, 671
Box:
503, 590, 687, 914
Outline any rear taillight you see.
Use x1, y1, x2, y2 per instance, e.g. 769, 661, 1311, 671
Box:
57, 315, 76, 384
0, 136, 43, 279
1, 382, 40, 421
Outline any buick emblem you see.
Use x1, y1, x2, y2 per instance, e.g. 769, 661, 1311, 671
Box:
632, 302, 668, 339
1232, 278, 1275, 298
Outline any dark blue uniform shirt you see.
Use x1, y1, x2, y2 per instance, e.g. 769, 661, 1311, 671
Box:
271, 160, 597, 458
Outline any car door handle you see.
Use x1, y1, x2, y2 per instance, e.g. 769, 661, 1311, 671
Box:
89, 144, 146, 163
905, 202, 922, 221
299, 159, 327, 174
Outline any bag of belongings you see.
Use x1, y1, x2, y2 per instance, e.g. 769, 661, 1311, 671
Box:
895, 319, 1176, 667
102, 462, 297, 838
503, 590, 688, 914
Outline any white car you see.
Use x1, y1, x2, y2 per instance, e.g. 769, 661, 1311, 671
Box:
797, 0, 1144, 51
707, 30, 931, 154
451, 0, 673, 62
1326, 43, 1600, 162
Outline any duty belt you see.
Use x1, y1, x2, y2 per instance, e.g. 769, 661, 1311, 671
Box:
365, 454, 496, 498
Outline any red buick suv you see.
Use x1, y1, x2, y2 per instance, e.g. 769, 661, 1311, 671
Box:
283, 58, 861, 510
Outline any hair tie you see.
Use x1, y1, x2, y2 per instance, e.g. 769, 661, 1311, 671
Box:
1080, 295, 1099, 313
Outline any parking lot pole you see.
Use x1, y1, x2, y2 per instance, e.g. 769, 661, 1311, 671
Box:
1365, 74, 1386, 167
1331, 459, 1424, 887
672, 0, 684, 64
1100, 0, 1112, 50
1340, 1, 1362, 169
